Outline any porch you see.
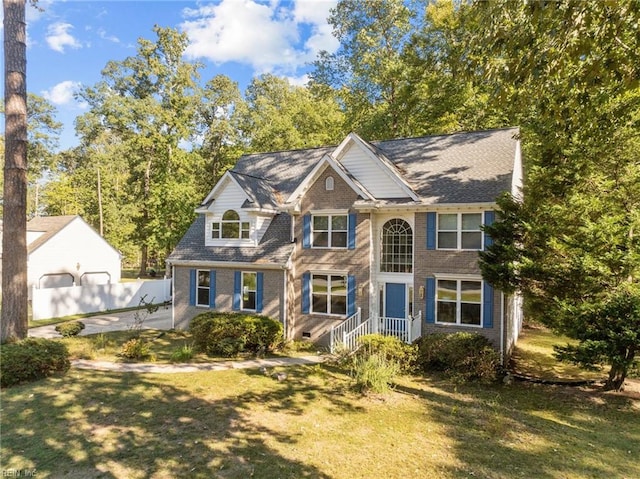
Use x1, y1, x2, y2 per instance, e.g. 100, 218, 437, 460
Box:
329, 308, 422, 354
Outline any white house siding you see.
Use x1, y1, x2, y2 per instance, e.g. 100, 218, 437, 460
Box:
28, 218, 121, 297
204, 178, 261, 246
338, 143, 408, 198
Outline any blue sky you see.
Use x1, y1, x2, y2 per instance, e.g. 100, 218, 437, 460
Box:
8, 0, 339, 150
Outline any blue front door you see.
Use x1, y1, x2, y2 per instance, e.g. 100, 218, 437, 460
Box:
385, 283, 406, 318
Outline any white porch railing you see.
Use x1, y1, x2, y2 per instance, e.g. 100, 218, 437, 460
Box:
330, 308, 361, 353
378, 311, 421, 343
330, 309, 423, 354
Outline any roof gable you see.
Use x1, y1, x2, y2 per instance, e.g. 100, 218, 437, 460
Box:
197, 171, 252, 213
333, 133, 419, 200
26, 215, 121, 257
284, 154, 374, 208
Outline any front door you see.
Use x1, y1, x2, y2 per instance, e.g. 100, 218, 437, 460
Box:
385, 283, 406, 319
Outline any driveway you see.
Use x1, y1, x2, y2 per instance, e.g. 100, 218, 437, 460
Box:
29, 307, 173, 339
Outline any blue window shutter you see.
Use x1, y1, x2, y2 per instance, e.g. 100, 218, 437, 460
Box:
484, 210, 496, 249
425, 277, 436, 323
256, 272, 264, 313
302, 272, 310, 314
189, 269, 196, 306
209, 270, 216, 308
233, 271, 241, 311
348, 213, 357, 249
483, 282, 494, 328
302, 214, 311, 249
426, 212, 436, 250
347, 275, 356, 316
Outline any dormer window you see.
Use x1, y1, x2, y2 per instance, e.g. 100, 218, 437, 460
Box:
211, 210, 250, 239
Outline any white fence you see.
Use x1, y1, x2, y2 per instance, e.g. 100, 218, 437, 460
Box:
31, 279, 172, 321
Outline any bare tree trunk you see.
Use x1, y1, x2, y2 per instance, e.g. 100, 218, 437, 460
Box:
138, 158, 152, 277
2, 0, 28, 342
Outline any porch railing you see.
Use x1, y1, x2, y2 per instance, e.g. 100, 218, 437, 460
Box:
378, 311, 422, 344
330, 308, 361, 353
329, 309, 423, 354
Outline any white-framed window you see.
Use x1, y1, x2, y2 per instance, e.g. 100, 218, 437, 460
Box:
212, 210, 250, 240
242, 272, 257, 311
196, 270, 210, 307
436, 279, 482, 326
437, 213, 482, 250
381, 218, 413, 273
311, 274, 347, 315
312, 214, 348, 248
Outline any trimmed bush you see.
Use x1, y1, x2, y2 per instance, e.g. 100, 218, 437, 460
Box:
1, 338, 70, 388
55, 321, 86, 337
356, 334, 417, 373
189, 312, 283, 357
415, 332, 501, 383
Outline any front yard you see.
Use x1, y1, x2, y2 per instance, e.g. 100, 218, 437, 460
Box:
1, 327, 639, 479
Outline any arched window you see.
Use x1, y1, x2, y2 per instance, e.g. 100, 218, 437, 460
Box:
212, 210, 250, 239
325, 176, 334, 191
381, 219, 413, 273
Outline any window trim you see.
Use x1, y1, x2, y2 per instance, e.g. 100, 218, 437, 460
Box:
434, 276, 483, 327
241, 271, 257, 312
196, 269, 211, 308
380, 218, 413, 273
211, 210, 250, 240
436, 212, 483, 251
311, 212, 348, 249
310, 273, 348, 316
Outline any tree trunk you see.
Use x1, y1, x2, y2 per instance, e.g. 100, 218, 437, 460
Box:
603, 363, 627, 392
1, 0, 29, 343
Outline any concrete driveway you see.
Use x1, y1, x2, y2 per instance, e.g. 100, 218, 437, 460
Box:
29, 307, 173, 339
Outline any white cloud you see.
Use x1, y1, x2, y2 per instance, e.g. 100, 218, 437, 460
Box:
46, 22, 82, 53
97, 27, 120, 44
42, 80, 81, 106
181, 0, 338, 74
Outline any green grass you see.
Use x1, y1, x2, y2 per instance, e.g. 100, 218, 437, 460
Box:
58, 329, 318, 364
1, 365, 638, 479
510, 324, 605, 381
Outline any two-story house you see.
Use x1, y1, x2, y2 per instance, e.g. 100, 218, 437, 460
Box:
167, 127, 524, 360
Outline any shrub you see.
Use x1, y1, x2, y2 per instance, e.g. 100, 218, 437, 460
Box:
351, 352, 400, 394
189, 312, 283, 357
356, 334, 417, 373
415, 332, 501, 383
119, 338, 153, 361
170, 344, 195, 363
1, 338, 70, 388
55, 321, 86, 337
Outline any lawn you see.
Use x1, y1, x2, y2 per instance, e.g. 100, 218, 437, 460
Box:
1, 350, 639, 478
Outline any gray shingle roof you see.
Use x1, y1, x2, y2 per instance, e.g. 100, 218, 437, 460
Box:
27, 215, 77, 254
169, 128, 519, 266
373, 127, 519, 204
168, 213, 294, 266
230, 127, 519, 205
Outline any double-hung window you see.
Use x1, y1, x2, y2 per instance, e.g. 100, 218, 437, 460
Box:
212, 210, 250, 240
196, 270, 210, 307
436, 279, 482, 326
242, 272, 257, 311
311, 274, 347, 315
437, 213, 482, 250
312, 214, 348, 248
